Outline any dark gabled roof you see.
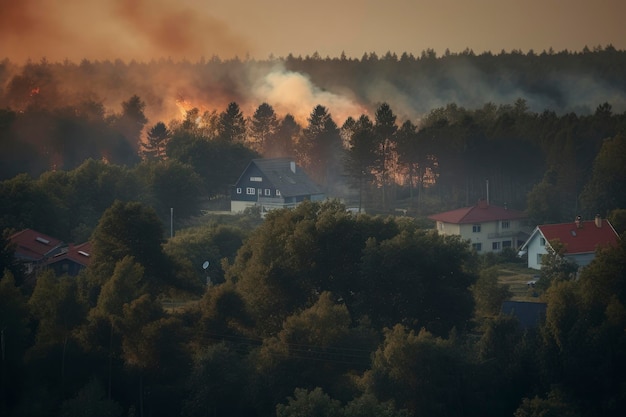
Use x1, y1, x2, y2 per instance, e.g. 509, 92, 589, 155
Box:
428, 200, 527, 224
244, 158, 323, 197
9, 229, 64, 261
46, 242, 92, 267
502, 301, 547, 329
534, 218, 619, 255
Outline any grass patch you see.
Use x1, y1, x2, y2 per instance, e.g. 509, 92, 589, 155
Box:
494, 263, 542, 302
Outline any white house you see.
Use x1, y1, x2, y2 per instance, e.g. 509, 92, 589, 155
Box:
428, 199, 529, 253
520, 215, 619, 270
230, 158, 325, 215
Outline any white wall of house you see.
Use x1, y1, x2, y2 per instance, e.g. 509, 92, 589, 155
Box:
438, 219, 523, 253
526, 234, 549, 269
436, 221, 461, 236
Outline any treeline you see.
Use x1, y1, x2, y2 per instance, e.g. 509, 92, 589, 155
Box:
2, 48, 626, 221
1, 200, 625, 416
2, 94, 626, 232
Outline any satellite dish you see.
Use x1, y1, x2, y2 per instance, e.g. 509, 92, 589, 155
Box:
202, 261, 210, 270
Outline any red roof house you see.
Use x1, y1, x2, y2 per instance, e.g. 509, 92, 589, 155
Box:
520, 215, 620, 269
428, 200, 529, 253
46, 241, 92, 277
9, 229, 65, 274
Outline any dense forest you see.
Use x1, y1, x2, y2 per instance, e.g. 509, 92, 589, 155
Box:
1, 48, 626, 416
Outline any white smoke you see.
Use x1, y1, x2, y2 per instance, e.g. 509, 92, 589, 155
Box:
251, 64, 366, 125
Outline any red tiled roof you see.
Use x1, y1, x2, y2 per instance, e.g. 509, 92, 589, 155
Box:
539, 219, 619, 254
46, 242, 92, 267
9, 229, 64, 261
428, 201, 527, 224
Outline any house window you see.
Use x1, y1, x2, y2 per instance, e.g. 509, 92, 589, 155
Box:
502, 240, 512, 248
502, 220, 510, 229
540, 237, 546, 246
276, 190, 281, 196
246, 187, 255, 195
472, 243, 482, 251
264, 189, 271, 196
492, 241, 501, 250
472, 224, 481, 233
250, 176, 262, 182
438, 222, 444, 231
258, 188, 262, 195
537, 253, 544, 264
236, 187, 242, 194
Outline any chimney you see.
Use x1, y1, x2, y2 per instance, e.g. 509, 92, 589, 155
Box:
290, 161, 296, 173
575, 215, 582, 229
477, 198, 488, 209
595, 214, 602, 228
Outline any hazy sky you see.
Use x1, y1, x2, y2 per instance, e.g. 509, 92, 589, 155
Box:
2, 0, 625, 63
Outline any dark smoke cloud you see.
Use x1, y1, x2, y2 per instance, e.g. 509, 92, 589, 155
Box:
0, 0, 253, 63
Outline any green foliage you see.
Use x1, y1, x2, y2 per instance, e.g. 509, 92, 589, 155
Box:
514, 389, 581, 417
164, 223, 247, 290
89, 200, 171, 291
28, 271, 86, 349
276, 387, 343, 417
471, 267, 512, 317
538, 239, 626, 416
250, 102, 279, 154
165, 130, 258, 197
195, 282, 254, 340
343, 392, 410, 417
0, 271, 31, 411
218, 102, 247, 143
133, 159, 205, 221
299, 105, 343, 187
60, 378, 123, 417
580, 134, 626, 217
90, 256, 145, 322
182, 342, 252, 417
228, 200, 477, 336
536, 240, 579, 290
142, 122, 171, 161
526, 168, 562, 225
608, 208, 626, 235
251, 291, 377, 408
363, 325, 466, 416
358, 229, 477, 333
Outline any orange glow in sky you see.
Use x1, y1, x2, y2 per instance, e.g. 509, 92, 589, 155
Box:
1, 0, 625, 63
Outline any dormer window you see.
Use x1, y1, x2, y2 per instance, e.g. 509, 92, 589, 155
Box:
276, 190, 281, 196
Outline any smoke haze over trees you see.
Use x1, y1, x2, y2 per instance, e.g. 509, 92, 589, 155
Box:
2, 46, 626, 128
